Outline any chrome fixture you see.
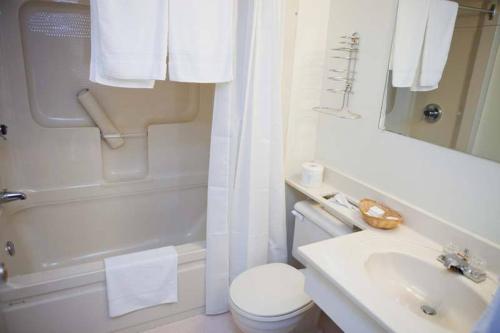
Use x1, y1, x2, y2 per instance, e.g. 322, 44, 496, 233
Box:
423, 104, 442, 123
437, 245, 486, 283
0, 124, 7, 140
5, 241, 15, 257
459, 3, 497, 21
420, 304, 437, 316
0, 263, 7, 283
0, 189, 27, 204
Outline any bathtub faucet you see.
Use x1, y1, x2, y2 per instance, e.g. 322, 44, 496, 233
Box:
0, 189, 27, 204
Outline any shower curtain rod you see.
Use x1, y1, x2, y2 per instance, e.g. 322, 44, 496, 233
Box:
459, 3, 497, 20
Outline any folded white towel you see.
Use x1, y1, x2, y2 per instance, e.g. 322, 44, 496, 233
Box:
472, 286, 500, 333
104, 246, 178, 317
391, 0, 431, 87
89, 0, 169, 88
168, 0, 234, 83
412, 0, 458, 91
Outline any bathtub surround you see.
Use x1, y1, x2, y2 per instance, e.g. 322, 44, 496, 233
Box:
90, 0, 233, 87
206, 0, 287, 314
104, 246, 178, 317
0, 0, 214, 330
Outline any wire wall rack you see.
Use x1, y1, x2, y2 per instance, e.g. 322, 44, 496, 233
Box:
313, 32, 361, 119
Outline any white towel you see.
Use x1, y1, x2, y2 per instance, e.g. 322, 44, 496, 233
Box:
89, 0, 169, 88
391, 0, 431, 87
104, 246, 178, 317
412, 0, 458, 91
472, 287, 500, 333
168, 0, 234, 83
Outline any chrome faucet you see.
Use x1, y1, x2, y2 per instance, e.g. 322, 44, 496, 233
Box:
437, 245, 486, 283
0, 189, 26, 204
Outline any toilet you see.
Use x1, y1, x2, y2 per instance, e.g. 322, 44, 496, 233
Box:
229, 200, 352, 333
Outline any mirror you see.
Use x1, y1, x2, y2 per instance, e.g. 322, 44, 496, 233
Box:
383, 0, 500, 163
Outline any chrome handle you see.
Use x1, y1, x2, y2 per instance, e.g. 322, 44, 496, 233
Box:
423, 104, 442, 123
0, 124, 7, 140
291, 210, 304, 221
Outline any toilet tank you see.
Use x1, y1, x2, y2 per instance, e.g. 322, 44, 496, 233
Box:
292, 200, 352, 262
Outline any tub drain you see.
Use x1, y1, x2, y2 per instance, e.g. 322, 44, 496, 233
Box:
421, 304, 437, 316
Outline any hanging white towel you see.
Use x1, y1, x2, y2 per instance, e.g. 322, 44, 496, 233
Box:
104, 246, 178, 317
89, 0, 169, 88
412, 0, 458, 91
168, 0, 234, 83
391, 0, 431, 87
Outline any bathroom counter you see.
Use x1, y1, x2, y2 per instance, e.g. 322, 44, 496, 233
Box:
297, 230, 498, 333
287, 170, 499, 333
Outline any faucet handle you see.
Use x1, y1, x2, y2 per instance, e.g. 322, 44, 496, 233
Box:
469, 255, 487, 272
443, 242, 460, 255
443, 243, 484, 264
460, 248, 470, 260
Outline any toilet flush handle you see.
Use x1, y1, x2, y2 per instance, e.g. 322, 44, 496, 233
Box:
291, 210, 304, 221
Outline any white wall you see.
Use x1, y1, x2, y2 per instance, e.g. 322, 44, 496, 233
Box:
287, 0, 500, 244
284, 0, 330, 176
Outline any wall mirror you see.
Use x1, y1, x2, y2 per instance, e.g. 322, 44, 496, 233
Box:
383, 0, 500, 163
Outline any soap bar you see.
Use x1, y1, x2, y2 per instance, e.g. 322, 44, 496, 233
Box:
367, 205, 385, 218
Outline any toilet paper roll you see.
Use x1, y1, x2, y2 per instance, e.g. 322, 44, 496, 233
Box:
77, 89, 125, 149
301, 162, 324, 188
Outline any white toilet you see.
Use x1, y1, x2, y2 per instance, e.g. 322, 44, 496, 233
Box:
229, 200, 352, 333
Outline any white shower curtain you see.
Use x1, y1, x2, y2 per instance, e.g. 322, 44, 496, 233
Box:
205, 0, 288, 314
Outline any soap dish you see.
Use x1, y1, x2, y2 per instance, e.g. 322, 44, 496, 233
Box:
359, 199, 403, 229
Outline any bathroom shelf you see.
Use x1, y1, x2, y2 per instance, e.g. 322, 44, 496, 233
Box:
286, 174, 373, 232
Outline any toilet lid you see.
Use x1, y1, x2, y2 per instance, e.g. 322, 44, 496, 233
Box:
229, 263, 312, 317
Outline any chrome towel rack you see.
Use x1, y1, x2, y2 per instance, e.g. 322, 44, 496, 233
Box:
313, 32, 361, 119
459, 3, 496, 21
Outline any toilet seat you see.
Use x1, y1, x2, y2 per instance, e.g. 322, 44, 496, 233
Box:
230, 296, 315, 322
229, 263, 313, 321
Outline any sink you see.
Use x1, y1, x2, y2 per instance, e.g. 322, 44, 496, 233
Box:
298, 230, 498, 333
365, 252, 487, 333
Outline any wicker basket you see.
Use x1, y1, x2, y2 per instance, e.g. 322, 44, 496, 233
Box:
359, 199, 403, 229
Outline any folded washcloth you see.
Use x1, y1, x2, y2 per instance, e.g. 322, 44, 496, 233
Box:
472, 286, 500, 333
89, 0, 169, 88
168, 0, 234, 83
104, 246, 178, 317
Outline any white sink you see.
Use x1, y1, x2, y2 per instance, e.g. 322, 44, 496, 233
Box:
365, 252, 487, 333
298, 230, 498, 333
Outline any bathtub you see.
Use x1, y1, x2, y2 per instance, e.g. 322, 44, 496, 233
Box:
0, 181, 208, 333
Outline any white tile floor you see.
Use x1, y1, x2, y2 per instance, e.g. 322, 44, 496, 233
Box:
143, 313, 243, 333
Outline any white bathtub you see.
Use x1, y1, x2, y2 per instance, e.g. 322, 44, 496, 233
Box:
0, 182, 208, 333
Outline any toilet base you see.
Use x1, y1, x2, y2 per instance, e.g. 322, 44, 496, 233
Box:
230, 303, 320, 333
